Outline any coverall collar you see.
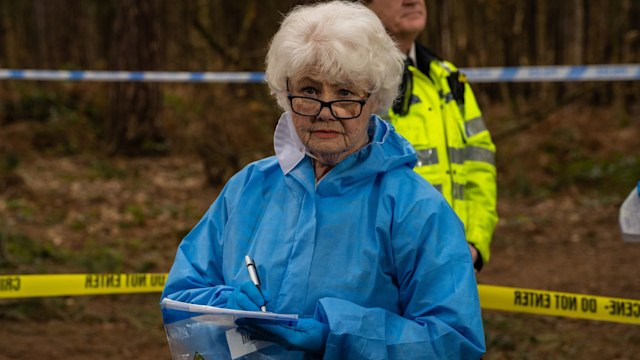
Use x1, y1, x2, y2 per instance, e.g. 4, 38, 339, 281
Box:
273, 112, 417, 187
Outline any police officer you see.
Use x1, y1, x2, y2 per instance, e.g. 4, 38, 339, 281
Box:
364, 0, 498, 271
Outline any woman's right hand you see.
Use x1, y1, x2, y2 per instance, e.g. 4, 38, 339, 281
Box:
226, 280, 270, 311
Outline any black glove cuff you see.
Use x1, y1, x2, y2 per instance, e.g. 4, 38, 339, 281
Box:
472, 245, 484, 272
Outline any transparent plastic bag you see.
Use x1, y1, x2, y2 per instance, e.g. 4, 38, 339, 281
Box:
619, 181, 640, 242
161, 299, 299, 360
164, 314, 235, 360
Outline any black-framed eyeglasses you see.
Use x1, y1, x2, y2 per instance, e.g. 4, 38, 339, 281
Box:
287, 94, 370, 120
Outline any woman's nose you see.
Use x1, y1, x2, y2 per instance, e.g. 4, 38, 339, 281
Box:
316, 104, 335, 121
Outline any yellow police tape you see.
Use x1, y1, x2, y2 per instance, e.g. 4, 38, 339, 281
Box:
0, 273, 167, 298
1, 273, 639, 325
478, 284, 640, 325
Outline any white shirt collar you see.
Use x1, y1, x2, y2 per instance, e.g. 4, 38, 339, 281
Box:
273, 112, 306, 175
408, 43, 417, 66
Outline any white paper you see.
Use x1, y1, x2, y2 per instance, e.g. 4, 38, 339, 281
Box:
161, 298, 299, 322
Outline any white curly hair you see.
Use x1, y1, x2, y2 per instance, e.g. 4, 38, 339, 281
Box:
265, 0, 404, 114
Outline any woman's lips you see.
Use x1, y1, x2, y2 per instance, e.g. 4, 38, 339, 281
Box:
312, 130, 340, 139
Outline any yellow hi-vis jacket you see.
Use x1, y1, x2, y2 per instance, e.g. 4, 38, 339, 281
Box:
388, 45, 498, 269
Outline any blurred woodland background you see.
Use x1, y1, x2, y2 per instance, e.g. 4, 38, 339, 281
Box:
0, 1, 639, 359
0, 0, 638, 182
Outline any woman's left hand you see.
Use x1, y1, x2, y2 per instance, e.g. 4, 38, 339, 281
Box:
236, 318, 329, 354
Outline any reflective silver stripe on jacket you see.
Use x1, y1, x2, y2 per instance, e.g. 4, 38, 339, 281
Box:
466, 146, 495, 165
433, 182, 465, 200
448, 147, 466, 164
440, 90, 455, 102
465, 116, 488, 137
416, 146, 495, 167
416, 148, 438, 167
453, 182, 465, 200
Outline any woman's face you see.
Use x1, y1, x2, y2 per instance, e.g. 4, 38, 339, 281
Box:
288, 75, 375, 165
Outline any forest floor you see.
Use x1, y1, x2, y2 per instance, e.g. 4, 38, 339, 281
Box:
0, 104, 639, 359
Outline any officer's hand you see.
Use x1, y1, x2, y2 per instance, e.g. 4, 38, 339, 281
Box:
468, 243, 479, 264
226, 280, 270, 311
236, 318, 329, 354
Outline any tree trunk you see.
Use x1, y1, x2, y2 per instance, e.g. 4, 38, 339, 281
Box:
567, 0, 585, 64
106, 0, 165, 155
535, 0, 553, 107
0, 3, 6, 66
439, 1, 452, 58
32, 0, 90, 68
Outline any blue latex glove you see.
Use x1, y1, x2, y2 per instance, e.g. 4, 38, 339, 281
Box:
226, 280, 270, 311
236, 317, 329, 354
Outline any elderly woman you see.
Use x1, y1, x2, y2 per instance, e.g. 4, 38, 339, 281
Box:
161, 1, 485, 359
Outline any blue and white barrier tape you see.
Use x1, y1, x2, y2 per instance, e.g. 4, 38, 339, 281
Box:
0, 64, 638, 83
462, 64, 640, 83
0, 70, 265, 83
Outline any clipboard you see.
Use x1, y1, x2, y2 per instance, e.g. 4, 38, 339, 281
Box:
161, 298, 298, 359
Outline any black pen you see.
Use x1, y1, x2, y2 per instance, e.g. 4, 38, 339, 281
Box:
245, 255, 267, 312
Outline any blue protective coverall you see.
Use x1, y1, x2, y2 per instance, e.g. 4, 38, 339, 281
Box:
161, 113, 485, 359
